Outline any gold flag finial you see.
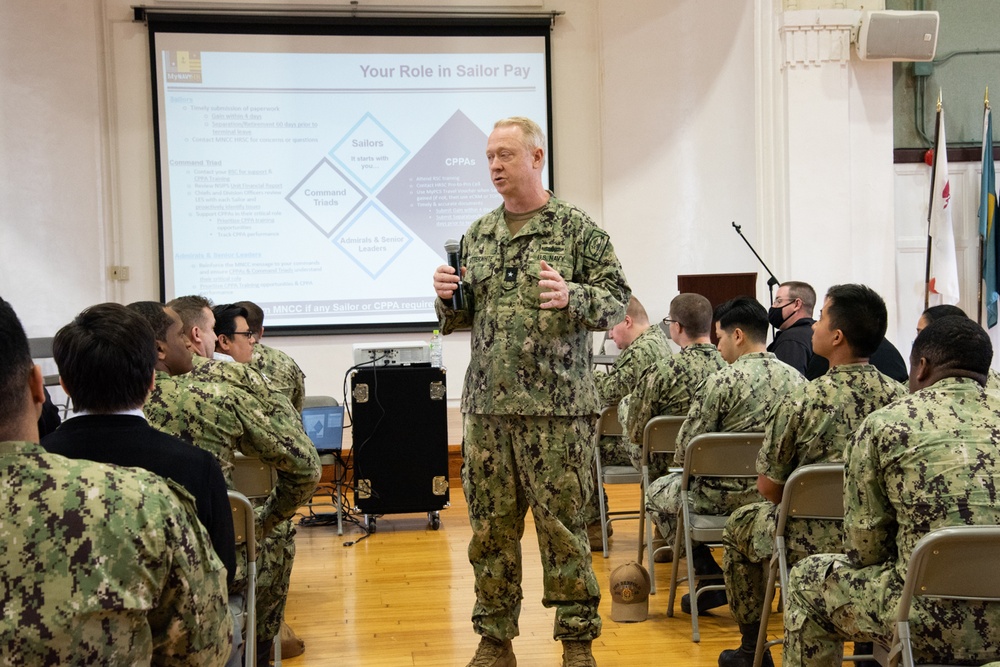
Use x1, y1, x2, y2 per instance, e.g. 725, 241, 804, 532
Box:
987, 86, 991, 110
937, 88, 942, 112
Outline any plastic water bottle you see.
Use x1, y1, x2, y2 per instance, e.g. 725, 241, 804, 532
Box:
430, 329, 443, 368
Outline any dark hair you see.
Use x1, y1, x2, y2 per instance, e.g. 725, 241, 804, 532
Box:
921, 304, 967, 324
212, 304, 249, 338
714, 297, 769, 344
0, 297, 34, 433
127, 301, 172, 342
234, 300, 264, 336
669, 293, 713, 337
912, 316, 992, 379
823, 284, 887, 358
167, 295, 213, 331
781, 281, 817, 312
53, 303, 157, 413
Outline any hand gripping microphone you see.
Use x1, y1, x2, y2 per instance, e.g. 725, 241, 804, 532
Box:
444, 238, 465, 311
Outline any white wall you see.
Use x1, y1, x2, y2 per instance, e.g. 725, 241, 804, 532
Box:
12, 0, 988, 403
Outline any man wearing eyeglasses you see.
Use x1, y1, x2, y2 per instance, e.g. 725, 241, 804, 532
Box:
767, 281, 817, 376
212, 303, 257, 364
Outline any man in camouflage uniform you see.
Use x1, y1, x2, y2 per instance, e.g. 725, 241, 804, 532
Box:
432, 117, 630, 667
646, 296, 804, 614
0, 296, 232, 666
784, 316, 1000, 666
916, 303, 1000, 391
136, 299, 319, 666
620, 293, 725, 476
718, 285, 906, 667
585, 294, 670, 549
236, 300, 307, 413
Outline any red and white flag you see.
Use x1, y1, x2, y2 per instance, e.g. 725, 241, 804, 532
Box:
928, 107, 960, 305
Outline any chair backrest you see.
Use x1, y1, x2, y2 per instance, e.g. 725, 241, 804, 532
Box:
680, 432, 765, 488
232, 454, 277, 500
773, 463, 845, 537
302, 394, 339, 410
641, 415, 686, 460
597, 405, 624, 438
899, 525, 1000, 609
228, 490, 257, 667
885, 525, 1000, 667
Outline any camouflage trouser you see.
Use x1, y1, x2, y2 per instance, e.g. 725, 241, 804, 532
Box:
256, 518, 295, 641
723, 501, 843, 625
785, 554, 1000, 666
463, 413, 602, 642
646, 472, 762, 547
582, 434, 634, 527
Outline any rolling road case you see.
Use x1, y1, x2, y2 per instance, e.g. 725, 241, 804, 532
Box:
350, 365, 450, 531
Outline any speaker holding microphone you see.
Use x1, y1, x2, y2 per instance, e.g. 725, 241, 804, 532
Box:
444, 238, 465, 311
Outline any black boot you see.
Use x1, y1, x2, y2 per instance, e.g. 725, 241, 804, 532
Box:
256, 640, 272, 667
681, 544, 728, 614
717, 622, 773, 667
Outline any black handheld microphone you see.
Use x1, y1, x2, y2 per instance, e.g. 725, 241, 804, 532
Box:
444, 238, 465, 311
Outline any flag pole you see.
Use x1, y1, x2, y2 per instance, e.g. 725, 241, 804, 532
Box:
925, 91, 943, 310
979, 87, 989, 324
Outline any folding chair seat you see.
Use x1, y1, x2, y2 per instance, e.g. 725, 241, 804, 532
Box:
229, 491, 257, 667
594, 404, 642, 558
666, 431, 764, 642
754, 463, 848, 667
873, 525, 1000, 667
635, 414, 686, 593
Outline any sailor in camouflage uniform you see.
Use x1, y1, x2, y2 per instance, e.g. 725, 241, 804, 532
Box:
784, 316, 1000, 666
585, 295, 670, 547
433, 117, 630, 667
0, 297, 232, 667
915, 303, 1000, 393
140, 299, 319, 664
236, 300, 307, 413
718, 285, 906, 667
646, 297, 804, 613
619, 293, 725, 477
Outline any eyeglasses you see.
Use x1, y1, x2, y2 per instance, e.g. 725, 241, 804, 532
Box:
230, 330, 256, 340
772, 297, 798, 307
662, 317, 679, 326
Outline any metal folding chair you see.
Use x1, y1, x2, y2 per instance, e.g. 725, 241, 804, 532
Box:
754, 463, 847, 667
667, 431, 764, 642
594, 404, 642, 558
231, 455, 282, 665
636, 415, 686, 593
229, 491, 257, 667
873, 525, 1000, 667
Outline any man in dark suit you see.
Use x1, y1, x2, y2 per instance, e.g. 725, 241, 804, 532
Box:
41, 302, 235, 588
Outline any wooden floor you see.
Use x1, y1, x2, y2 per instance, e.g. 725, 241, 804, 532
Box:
281, 483, 788, 666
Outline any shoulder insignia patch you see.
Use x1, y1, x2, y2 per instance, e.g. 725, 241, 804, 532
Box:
584, 229, 610, 262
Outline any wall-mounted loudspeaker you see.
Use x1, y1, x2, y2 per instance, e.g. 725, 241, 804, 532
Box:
856, 10, 939, 62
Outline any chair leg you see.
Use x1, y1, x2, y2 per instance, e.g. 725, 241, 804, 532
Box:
754, 556, 780, 667
666, 507, 684, 617
273, 629, 281, 667
594, 450, 610, 558
644, 513, 657, 594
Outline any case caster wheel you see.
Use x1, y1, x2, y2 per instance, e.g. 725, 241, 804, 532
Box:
428, 511, 441, 530
364, 515, 377, 533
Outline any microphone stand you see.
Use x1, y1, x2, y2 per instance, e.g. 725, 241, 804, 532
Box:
731, 221, 781, 308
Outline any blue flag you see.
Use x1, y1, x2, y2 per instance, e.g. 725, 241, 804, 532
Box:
981, 106, 998, 327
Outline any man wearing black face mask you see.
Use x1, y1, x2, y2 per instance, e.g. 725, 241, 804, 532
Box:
766, 281, 816, 376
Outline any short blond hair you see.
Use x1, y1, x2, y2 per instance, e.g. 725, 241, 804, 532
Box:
494, 116, 546, 152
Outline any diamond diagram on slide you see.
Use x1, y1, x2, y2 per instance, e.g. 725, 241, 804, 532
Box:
333, 202, 412, 279
285, 158, 366, 236
330, 113, 409, 193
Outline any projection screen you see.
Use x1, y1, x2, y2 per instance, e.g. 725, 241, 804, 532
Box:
146, 14, 553, 333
